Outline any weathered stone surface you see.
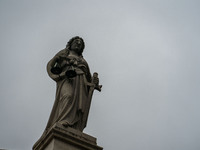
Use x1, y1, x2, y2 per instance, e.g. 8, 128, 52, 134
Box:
45, 36, 102, 132
33, 123, 103, 150
33, 37, 103, 150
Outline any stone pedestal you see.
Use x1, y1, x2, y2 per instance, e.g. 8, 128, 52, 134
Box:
33, 123, 103, 150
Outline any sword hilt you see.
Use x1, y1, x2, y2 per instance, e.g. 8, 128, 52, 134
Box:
92, 72, 102, 92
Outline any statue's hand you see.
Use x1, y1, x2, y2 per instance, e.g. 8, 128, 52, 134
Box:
59, 71, 66, 78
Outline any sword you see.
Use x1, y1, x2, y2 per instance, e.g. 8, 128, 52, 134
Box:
83, 72, 102, 128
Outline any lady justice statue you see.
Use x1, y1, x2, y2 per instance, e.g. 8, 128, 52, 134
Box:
45, 36, 102, 132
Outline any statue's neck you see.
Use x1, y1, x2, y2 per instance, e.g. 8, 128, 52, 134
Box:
68, 51, 79, 57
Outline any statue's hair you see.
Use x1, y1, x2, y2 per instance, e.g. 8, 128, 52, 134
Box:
66, 36, 85, 56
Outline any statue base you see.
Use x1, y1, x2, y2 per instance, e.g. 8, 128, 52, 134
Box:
33, 123, 103, 150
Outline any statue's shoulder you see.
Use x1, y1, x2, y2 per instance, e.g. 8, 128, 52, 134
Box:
79, 57, 88, 65
79, 56, 86, 62
55, 49, 68, 57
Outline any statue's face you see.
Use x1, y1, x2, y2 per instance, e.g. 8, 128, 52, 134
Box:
70, 38, 83, 55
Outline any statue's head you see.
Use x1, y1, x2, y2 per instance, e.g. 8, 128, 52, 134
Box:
66, 36, 85, 56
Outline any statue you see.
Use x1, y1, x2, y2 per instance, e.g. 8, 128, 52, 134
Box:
45, 36, 102, 132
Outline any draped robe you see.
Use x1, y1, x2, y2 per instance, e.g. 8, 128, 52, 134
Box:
46, 49, 92, 132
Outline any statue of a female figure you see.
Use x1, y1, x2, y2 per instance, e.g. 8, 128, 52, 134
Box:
45, 36, 101, 132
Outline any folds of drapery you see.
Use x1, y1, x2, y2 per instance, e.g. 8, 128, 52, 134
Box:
45, 50, 92, 132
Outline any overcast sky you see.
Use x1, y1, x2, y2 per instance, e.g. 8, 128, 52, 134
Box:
0, 0, 200, 150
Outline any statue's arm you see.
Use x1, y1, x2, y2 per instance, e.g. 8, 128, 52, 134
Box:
80, 58, 92, 82
47, 49, 67, 82
47, 55, 60, 82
